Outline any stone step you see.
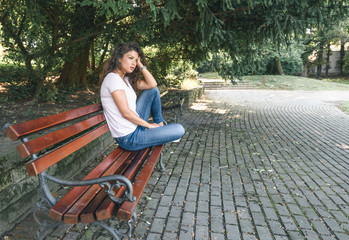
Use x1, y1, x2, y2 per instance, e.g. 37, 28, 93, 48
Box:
199, 78, 255, 90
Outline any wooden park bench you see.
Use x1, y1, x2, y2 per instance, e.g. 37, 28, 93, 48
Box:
160, 90, 185, 122
3, 103, 166, 240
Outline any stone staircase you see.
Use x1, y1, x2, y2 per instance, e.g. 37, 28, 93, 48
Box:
199, 78, 255, 90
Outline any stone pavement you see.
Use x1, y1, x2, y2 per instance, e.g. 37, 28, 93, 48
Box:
3, 90, 349, 240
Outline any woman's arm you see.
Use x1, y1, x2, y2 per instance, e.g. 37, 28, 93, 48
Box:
112, 90, 159, 128
136, 60, 157, 90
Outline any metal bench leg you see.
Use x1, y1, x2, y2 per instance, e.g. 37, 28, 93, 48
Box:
34, 197, 63, 240
92, 212, 137, 240
158, 151, 167, 172
93, 221, 122, 240
36, 221, 64, 240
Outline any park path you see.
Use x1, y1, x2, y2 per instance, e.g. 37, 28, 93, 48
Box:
4, 89, 349, 240
137, 89, 349, 239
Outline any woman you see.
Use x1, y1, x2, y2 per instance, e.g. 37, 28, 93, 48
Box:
100, 42, 185, 151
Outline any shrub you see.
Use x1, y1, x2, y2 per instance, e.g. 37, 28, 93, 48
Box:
165, 61, 199, 88
0, 63, 28, 83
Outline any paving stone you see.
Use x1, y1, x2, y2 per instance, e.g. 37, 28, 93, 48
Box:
146, 232, 162, 240
195, 225, 209, 239
239, 219, 255, 234
162, 231, 178, 239
211, 232, 225, 240
179, 226, 193, 240
269, 220, 287, 236
197, 201, 209, 213
226, 224, 240, 239
251, 211, 268, 226
155, 205, 170, 219
224, 211, 238, 225
196, 212, 209, 226
181, 212, 195, 226
150, 218, 165, 234
164, 217, 180, 232
256, 226, 273, 240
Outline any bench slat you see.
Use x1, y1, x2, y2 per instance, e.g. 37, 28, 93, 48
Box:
25, 124, 109, 176
118, 145, 164, 221
79, 148, 150, 224
63, 150, 140, 224
17, 113, 105, 159
48, 147, 126, 222
5, 103, 102, 141
95, 148, 152, 221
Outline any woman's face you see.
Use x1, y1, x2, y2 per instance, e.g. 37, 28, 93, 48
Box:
118, 50, 139, 74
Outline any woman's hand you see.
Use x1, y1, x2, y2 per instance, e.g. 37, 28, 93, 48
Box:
136, 59, 157, 89
147, 123, 160, 129
136, 59, 144, 69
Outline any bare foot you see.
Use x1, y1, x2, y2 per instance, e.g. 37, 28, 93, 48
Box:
158, 122, 165, 126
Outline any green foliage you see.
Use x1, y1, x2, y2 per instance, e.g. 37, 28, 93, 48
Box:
198, 42, 303, 77
4, 81, 35, 101
164, 60, 199, 88
343, 53, 349, 76
264, 42, 304, 75
0, 64, 28, 83
341, 101, 349, 114
1, 0, 349, 100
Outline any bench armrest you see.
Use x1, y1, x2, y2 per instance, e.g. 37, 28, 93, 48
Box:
41, 172, 136, 203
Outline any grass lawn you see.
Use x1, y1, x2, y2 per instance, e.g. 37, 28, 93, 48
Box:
341, 102, 349, 114
199, 72, 349, 91
242, 75, 349, 91
199, 72, 349, 114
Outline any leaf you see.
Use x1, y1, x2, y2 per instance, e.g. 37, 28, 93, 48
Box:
145, 196, 152, 201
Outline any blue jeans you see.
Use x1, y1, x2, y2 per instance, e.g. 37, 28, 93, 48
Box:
115, 87, 185, 151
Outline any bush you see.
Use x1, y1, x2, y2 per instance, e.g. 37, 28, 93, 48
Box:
165, 61, 199, 88
5, 81, 35, 101
0, 63, 28, 83
197, 42, 303, 76
343, 54, 349, 77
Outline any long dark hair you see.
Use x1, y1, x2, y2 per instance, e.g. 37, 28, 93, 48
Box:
100, 42, 147, 89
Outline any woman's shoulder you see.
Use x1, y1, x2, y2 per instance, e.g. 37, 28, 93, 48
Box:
103, 73, 123, 85
105, 72, 122, 81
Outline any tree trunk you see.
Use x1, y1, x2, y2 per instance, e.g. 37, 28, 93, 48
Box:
59, 43, 91, 87
302, 62, 309, 77
316, 44, 324, 80
339, 40, 345, 76
57, 2, 95, 88
325, 43, 331, 78
275, 57, 284, 75
90, 41, 95, 70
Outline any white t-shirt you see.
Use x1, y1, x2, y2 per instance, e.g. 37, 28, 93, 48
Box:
100, 73, 138, 138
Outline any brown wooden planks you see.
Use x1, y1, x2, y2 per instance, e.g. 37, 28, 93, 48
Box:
117, 145, 164, 221
17, 113, 105, 159
48, 147, 126, 222
79, 151, 141, 224
64, 148, 149, 224
63, 150, 135, 224
5, 103, 102, 141
25, 124, 109, 176
95, 148, 151, 221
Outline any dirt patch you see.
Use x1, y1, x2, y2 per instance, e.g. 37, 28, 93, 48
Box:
0, 88, 100, 130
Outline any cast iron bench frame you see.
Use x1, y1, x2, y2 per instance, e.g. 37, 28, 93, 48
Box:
3, 103, 166, 240
160, 90, 184, 122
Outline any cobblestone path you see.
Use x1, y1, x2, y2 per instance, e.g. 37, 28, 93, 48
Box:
4, 90, 349, 240
136, 91, 349, 239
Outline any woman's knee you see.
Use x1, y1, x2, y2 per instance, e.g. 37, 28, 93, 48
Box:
174, 124, 185, 137
144, 86, 160, 95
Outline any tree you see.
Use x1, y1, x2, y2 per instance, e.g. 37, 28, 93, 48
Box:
1, 0, 348, 100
